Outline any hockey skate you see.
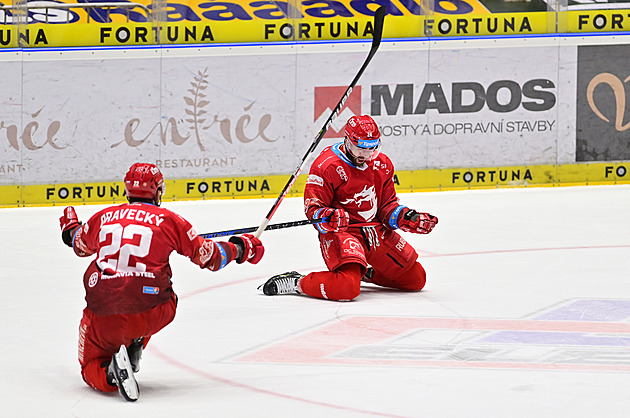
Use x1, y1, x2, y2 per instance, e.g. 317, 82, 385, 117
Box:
108, 344, 139, 402
260, 271, 304, 295
128, 337, 144, 373
361, 267, 375, 283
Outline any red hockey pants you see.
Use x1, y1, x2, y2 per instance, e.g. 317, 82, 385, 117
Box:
78, 292, 177, 392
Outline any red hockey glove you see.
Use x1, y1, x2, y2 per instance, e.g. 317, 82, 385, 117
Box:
398, 208, 438, 234
229, 233, 265, 264
313, 207, 349, 233
59, 206, 82, 247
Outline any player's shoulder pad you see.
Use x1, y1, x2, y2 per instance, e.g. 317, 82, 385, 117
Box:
375, 151, 393, 165
372, 151, 394, 171
312, 145, 342, 172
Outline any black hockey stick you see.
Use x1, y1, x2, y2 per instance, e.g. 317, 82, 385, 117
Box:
253, 6, 386, 238
201, 218, 324, 238
200, 218, 381, 238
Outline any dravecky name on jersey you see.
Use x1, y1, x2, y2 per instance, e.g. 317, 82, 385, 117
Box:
100, 208, 165, 227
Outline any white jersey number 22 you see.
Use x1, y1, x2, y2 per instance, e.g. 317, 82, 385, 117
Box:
97, 224, 153, 273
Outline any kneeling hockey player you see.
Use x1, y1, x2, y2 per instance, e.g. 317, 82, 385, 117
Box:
59, 163, 264, 401
260, 115, 437, 301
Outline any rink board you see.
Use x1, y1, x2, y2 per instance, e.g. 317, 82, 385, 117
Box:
3, 161, 630, 207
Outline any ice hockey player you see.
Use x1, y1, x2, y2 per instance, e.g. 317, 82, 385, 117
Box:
59, 163, 264, 402
260, 115, 437, 301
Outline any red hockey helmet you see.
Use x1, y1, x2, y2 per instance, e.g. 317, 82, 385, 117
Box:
124, 163, 164, 202
344, 115, 381, 162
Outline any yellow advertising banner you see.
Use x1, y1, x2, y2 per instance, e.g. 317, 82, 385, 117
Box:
2, 12, 557, 48
7, 2, 630, 46
395, 162, 630, 192
2, 0, 490, 25
3, 162, 630, 207
2, 0, 550, 48
567, 10, 630, 33
427, 12, 551, 37
2, 17, 421, 47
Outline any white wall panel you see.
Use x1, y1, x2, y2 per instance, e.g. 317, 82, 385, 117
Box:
1, 35, 623, 187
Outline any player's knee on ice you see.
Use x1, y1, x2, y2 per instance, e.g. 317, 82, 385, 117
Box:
301, 264, 362, 301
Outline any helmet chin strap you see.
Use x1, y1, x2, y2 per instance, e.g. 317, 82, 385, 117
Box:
154, 188, 163, 206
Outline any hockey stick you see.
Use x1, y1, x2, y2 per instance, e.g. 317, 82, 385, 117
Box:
253, 6, 386, 238
200, 218, 323, 238
200, 219, 382, 238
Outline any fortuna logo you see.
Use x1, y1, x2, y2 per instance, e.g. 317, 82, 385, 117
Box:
340, 185, 377, 221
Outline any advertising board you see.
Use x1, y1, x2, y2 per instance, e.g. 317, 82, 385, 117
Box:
576, 44, 630, 161
1, 35, 629, 206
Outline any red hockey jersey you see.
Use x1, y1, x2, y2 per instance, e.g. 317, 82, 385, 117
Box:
304, 143, 404, 229
72, 202, 231, 315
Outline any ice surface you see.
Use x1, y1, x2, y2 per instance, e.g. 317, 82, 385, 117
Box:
2, 186, 630, 417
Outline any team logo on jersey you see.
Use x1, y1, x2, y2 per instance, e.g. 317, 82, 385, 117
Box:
306, 174, 324, 187
396, 236, 406, 251
304, 197, 323, 213
322, 238, 333, 259
142, 286, 160, 295
373, 160, 390, 174
198, 240, 214, 265
74, 228, 90, 257
314, 86, 362, 138
88, 272, 99, 288
336, 166, 348, 181
343, 238, 362, 251
187, 227, 197, 241
319, 283, 328, 300
317, 155, 334, 169
340, 185, 377, 221
342, 237, 364, 257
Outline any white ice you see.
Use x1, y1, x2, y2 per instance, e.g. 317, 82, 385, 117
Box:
2, 185, 630, 417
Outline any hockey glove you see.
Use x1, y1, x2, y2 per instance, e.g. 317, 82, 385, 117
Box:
59, 206, 82, 247
313, 207, 349, 233
229, 233, 265, 264
398, 208, 438, 234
